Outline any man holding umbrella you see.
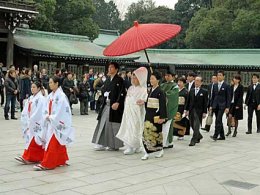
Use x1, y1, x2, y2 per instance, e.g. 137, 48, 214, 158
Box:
160, 68, 179, 148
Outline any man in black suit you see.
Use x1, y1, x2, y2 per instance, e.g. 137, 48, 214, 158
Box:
201, 75, 217, 132
185, 76, 208, 146
210, 70, 231, 141
185, 72, 196, 92
245, 74, 260, 134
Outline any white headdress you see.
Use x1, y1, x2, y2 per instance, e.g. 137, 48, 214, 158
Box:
133, 67, 148, 88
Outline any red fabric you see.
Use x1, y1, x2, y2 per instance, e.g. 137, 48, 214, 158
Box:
40, 135, 69, 169
48, 99, 53, 115
104, 21, 181, 56
22, 137, 44, 162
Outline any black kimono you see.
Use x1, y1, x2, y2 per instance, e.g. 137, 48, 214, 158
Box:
173, 88, 189, 137
143, 87, 167, 153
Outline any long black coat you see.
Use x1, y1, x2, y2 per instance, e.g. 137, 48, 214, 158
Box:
230, 84, 244, 120
19, 75, 31, 100
245, 84, 260, 106
185, 88, 208, 123
97, 74, 126, 123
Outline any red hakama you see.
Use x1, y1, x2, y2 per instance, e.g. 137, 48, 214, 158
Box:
22, 137, 44, 162
39, 99, 69, 169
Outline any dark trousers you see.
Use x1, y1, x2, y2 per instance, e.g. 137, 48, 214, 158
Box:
247, 103, 260, 132
0, 88, 4, 105
4, 94, 16, 118
213, 108, 225, 138
80, 98, 88, 114
189, 110, 202, 143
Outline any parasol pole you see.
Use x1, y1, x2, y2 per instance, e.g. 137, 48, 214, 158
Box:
144, 49, 153, 73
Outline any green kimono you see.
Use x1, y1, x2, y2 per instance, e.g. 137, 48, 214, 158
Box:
160, 81, 179, 144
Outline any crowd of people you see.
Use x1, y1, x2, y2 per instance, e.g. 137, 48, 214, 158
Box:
1, 60, 260, 170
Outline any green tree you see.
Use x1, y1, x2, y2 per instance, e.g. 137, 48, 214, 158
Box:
185, 0, 260, 48
30, 0, 99, 40
92, 0, 121, 30
54, 0, 98, 40
30, 0, 56, 31
122, 0, 156, 32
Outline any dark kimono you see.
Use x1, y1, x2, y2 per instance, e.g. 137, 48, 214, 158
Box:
173, 88, 190, 137
143, 87, 167, 153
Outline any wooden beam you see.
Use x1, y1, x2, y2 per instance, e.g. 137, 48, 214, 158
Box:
0, 38, 7, 42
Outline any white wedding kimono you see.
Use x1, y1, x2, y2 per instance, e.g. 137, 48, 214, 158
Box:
117, 67, 148, 149
41, 87, 74, 150
21, 91, 46, 149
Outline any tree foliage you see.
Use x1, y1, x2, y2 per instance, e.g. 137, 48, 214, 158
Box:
29, 0, 98, 40
185, 0, 260, 48
92, 0, 121, 30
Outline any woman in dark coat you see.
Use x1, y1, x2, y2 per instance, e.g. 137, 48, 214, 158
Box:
226, 75, 244, 137
142, 71, 167, 160
19, 69, 31, 111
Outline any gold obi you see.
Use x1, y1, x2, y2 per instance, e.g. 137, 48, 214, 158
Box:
178, 97, 185, 105
147, 98, 159, 109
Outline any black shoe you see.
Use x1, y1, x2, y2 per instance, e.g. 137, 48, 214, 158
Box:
80, 113, 84, 115
210, 136, 217, 141
196, 135, 203, 143
163, 145, 174, 149
257, 130, 260, 133
189, 142, 196, 146
232, 131, 237, 137
11, 117, 18, 120
217, 137, 225, 140
85, 113, 89, 115
5, 117, 9, 120
201, 128, 209, 132
246, 131, 252, 134
226, 131, 232, 137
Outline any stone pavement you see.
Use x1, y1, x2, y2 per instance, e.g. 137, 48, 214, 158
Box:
1, 104, 260, 195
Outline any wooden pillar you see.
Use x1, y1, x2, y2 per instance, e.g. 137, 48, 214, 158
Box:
6, 31, 14, 68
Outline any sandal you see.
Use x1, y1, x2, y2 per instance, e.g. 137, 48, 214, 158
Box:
14, 156, 35, 165
33, 164, 51, 171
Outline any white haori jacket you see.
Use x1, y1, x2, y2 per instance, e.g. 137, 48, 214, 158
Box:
41, 87, 74, 150
21, 91, 46, 149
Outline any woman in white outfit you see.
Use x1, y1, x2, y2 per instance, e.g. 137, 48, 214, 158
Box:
116, 67, 148, 155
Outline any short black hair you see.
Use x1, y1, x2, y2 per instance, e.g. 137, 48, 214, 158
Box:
217, 70, 225, 76
187, 71, 196, 77
32, 81, 43, 89
177, 77, 186, 83
233, 74, 241, 82
252, 74, 259, 79
109, 62, 120, 70
151, 71, 162, 80
51, 76, 61, 87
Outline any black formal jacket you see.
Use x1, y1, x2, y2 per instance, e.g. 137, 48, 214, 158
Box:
185, 87, 208, 115
97, 74, 126, 123
185, 82, 195, 92
211, 82, 231, 110
245, 83, 260, 106
230, 84, 244, 120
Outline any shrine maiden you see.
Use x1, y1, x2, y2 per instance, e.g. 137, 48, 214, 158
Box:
34, 76, 74, 171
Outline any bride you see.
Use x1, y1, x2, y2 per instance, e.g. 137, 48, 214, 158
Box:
116, 67, 148, 155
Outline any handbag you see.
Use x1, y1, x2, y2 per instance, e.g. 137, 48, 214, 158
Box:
69, 93, 78, 104
206, 112, 213, 126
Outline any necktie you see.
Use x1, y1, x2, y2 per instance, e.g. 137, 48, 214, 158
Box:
195, 88, 199, 96
218, 83, 221, 91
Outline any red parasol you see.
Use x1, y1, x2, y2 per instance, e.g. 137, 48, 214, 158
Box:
103, 21, 181, 64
